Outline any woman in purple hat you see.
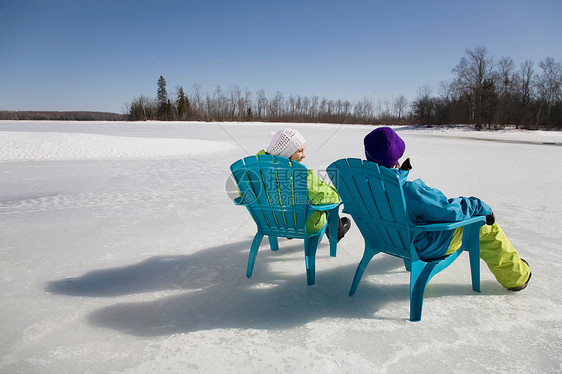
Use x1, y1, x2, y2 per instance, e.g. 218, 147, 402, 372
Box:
363, 127, 531, 291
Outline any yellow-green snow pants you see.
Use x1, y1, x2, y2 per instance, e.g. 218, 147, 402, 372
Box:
305, 211, 326, 235
446, 223, 531, 289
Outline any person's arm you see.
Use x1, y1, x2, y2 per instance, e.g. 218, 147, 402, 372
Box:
404, 179, 492, 224
307, 170, 340, 205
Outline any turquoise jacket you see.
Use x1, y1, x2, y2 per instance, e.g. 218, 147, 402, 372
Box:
395, 169, 492, 260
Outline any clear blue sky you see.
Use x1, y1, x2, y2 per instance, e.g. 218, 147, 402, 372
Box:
1, 0, 561, 113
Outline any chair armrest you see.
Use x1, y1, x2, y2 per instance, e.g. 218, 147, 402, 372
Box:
309, 200, 342, 212
412, 215, 486, 232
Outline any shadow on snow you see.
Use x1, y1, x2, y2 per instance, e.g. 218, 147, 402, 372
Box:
45, 238, 495, 336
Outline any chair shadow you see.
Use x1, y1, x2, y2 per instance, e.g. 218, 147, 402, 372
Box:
46, 238, 496, 336
46, 240, 255, 297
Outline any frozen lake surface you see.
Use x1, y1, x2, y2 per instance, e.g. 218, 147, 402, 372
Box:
1, 121, 561, 373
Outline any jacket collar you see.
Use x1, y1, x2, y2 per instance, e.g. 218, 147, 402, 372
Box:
395, 168, 409, 184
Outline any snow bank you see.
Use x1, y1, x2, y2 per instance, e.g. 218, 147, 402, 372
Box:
0, 131, 238, 161
407, 126, 562, 145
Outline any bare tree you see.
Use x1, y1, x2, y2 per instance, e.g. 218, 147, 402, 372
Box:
301, 96, 310, 120
310, 95, 319, 120
393, 95, 408, 119
495, 56, 516, 126
240, 88, 252, 121
412, 85, 433, 124
128, 95, 157, 121
453, 46, 495, 129
382, 99, 392, 117
518, 60, 535, 107
438, 80, 453, 101
256, 89, 267, 119
353, 97, 373, 122
535, 57, 562, 122
214, 85, 227, 121
268, 92, 284, 121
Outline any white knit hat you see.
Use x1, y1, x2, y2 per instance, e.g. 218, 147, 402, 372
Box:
266, 128, 306, 159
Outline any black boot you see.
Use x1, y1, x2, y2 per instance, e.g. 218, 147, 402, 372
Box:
326, 217, 352, 243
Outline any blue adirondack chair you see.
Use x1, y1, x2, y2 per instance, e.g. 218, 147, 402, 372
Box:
230, 154, 341, 285
327, 158, 486, 321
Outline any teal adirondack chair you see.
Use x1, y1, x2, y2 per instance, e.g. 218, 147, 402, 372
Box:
230, 154, 341, 285
327, 158, 486, 321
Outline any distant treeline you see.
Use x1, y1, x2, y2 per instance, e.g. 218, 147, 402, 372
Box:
0, 111, 125, 121
127, 46, 562, 130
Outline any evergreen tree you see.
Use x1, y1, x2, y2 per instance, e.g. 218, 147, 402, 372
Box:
176, 86, 191, 120
157, 76, 172, 120
157, 76, 167, 105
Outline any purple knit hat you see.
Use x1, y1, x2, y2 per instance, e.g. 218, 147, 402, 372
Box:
364, 127, 405, 168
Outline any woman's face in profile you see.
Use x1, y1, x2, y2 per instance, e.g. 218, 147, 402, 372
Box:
290, 144, 306, 162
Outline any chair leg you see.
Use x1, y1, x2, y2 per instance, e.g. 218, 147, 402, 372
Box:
466, 224, 481, 292
247, 232, 264, 278
403, 259, 412, 272
349, 247, 377, 296
268, 236, 279, 251
327, 209, 339, 257
304, 235, 321, 285
409, 261, 436, 322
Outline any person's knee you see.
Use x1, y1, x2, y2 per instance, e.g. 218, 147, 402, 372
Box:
305, 211, 326, 234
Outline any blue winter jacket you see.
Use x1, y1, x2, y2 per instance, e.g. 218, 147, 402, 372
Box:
395, 169, 492, 260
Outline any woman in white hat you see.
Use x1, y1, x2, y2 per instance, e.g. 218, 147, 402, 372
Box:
259, 128, 351, 240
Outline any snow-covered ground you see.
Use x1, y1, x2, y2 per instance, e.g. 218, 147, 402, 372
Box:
1, 121, 561, 373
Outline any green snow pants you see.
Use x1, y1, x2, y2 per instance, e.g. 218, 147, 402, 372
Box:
446, 223, 531, 289
305, 211, 326, 235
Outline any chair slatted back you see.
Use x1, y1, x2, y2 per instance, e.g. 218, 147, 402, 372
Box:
328, 158, 412, 259
230, 155, 309, 238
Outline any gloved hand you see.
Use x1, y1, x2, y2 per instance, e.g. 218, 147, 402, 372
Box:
486, 212, 495, 225
400, 158, 412, 171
